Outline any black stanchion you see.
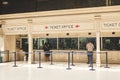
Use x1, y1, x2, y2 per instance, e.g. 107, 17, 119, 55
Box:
13, 52, 17, 67
50, 51, 54, 65
32, 51, 36, 64
71, 51, 75, 66
66, 52, 72, 70
105, 51, 110, 68
7, 50, 9, 62
0, 51, 2, 63
38, 52, 42, 68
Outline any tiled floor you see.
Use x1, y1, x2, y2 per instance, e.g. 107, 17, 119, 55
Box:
0, 61, 120, 80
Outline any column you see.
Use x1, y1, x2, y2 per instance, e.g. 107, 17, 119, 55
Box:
95, 15, 101, 67
106, 0, 109, 6
28, 19, 33, 64
96, 32, 101, 67
1, 21, 5, 51
1, 21, 6, 62
28, 33, 33, 63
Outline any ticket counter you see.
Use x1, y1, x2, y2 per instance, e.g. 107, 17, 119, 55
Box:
0, 6, 120, 66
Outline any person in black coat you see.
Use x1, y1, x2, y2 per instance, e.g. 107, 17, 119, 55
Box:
23, 43, 28, 61
43, 42, 51, 61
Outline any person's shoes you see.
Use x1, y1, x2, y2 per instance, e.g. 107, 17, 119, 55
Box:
26, 59, 28, 61
89, 65, 92, 67
87, 62, 89, 64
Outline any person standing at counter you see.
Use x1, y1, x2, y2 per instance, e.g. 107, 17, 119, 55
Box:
43, 42, 51, 61
86, 40, 94, 67
23, 42, 28, 61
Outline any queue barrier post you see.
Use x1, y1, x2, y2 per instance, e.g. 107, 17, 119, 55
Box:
13, 52, 17, 67
50, 51, 54, 65
0, 51, 2, 63
71, 51, 75, 66
7, 50, 9, 62
38, 52, 42, 68
32, 51, 36, 64
105, 51, 110, 68
66, 52, 72, 70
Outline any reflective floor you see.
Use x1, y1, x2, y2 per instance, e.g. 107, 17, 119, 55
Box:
0, 62, 120, 80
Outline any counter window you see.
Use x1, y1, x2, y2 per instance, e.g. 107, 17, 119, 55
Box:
33, 38, 57, 50
58, 38, 78, 50
102, 37, 120, 50
79, 37, 96, 50
33, 37, 96, 50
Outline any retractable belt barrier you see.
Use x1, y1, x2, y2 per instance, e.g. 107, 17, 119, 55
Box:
105, 51, 109, 68
37, 51, 94, 70
13, 52, 17, 67
71, 51, 109, 69
35, 51, 71, 70
0, 51, 109, 71
69, 51, 95, 71
93, 51, 109, 68
37, 52, 42, 68
95, 51, 109, 68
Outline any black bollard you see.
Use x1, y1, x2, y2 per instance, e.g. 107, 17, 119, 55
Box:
66, 52, 72, 70
50, 51, 54, 65
0, 51, 2, 63
32, 51, 36, 64
7, 50, 9, 62
38, 52, 42, 68
105, 52, 110, 68
71, 51, 75, 66
13, 52, 17, 67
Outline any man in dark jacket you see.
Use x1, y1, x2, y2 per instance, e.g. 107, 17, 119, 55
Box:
23, 43, 28, 61
43, 42, 50, 61
86, 40, 94, 67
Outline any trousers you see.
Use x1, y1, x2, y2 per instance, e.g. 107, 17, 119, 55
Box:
87, 51, 93, 65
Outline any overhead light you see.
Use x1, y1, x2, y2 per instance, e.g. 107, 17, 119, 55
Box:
46, 33, 49, 36
66, 33, 69, 36
0, 24, 2, 28
112, 32, 115, 35
2, 1, 8, 5
88, 32, 91, 35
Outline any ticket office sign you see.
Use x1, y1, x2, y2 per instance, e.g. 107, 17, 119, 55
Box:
32, 22, 95, 32
5, 25, 28, 34
101, 22, 120, 30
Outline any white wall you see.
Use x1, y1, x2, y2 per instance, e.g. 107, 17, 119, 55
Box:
3, 35, 16, 62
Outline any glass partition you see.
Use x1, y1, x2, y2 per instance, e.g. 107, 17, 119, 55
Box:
58, 38, 78, 50
102, 37, 120, 50
79, 37, 96, 50
33, 38, 57, 50
33, 37, 96, 50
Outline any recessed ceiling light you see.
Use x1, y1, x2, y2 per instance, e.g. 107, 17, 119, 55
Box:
2, 1, 8, 5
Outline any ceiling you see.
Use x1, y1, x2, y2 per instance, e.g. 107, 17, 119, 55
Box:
0, 0, 120, 15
